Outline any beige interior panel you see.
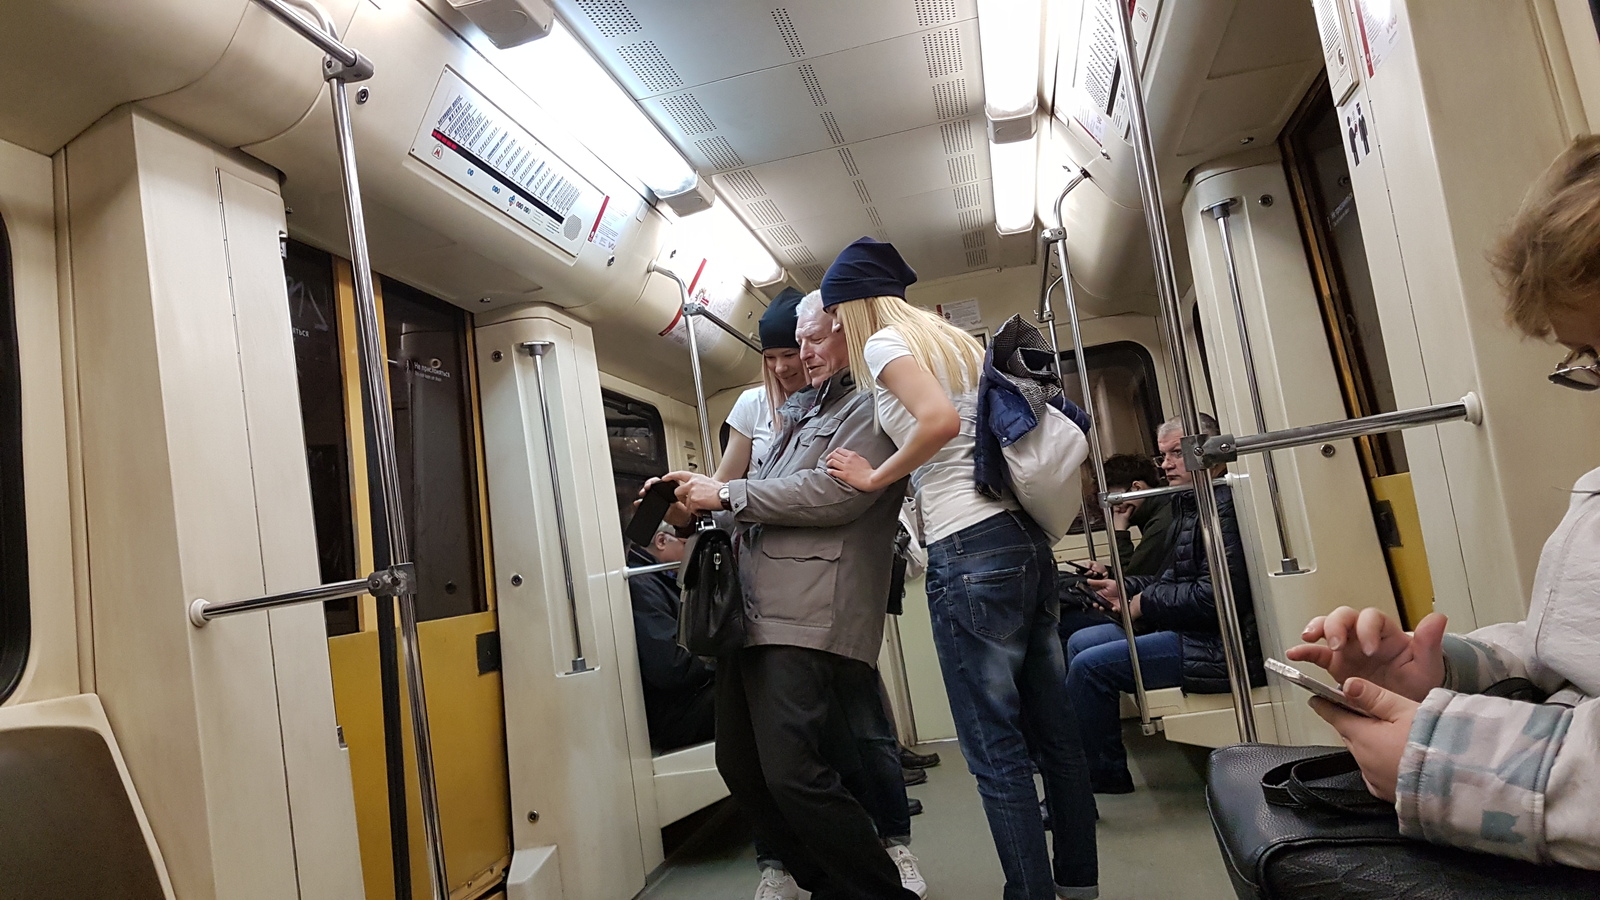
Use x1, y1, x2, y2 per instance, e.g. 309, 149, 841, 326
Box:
0, 137, 79, 706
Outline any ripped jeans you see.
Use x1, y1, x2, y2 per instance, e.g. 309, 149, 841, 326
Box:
925, 510, 1098, 899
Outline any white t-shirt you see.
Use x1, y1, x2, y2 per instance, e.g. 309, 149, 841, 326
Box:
725, 385, 776, 474
863, 326, 1013, 544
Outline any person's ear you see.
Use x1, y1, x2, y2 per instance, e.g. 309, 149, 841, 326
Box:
1130, 480, 1149, 492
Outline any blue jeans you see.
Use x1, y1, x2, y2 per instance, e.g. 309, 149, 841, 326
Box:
926, 511, 1098, 899
1064, 624, 1184, 786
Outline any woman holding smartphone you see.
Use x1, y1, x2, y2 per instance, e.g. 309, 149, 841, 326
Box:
820, 238, 1098, 900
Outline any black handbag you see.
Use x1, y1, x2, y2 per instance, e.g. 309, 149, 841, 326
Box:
1208, 742, 1600, 900
676, 525, 745, 657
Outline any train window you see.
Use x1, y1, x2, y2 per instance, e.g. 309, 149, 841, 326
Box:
379, 277, 487, 622
283, 242, 360, 635
603, 390, 668, 539
0, 213, 26, 700
1059, 341, 1164, 461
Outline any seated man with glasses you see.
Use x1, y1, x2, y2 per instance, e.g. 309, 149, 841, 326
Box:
1066, 413, 1265, 794
628, 521, 716, 752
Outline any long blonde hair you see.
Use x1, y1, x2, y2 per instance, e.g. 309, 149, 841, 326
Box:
834, 295, 984, 398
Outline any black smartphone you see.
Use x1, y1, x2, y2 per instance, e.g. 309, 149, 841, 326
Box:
1062, 560, 1099, 577
627, 479, 682, 547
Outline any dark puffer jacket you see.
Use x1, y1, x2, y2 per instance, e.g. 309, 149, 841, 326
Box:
1123, 485, 1266, 693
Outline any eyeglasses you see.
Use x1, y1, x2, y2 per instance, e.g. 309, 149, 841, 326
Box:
1550, 347, 1600, 392
1152, 448, 1184, 467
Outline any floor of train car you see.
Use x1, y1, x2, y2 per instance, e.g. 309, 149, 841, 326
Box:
643, 725, 1235, 900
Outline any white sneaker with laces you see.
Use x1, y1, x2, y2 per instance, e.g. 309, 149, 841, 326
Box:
754, 867, 800, 900
887, 845, 927, 898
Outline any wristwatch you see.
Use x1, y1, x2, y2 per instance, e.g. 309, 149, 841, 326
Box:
717, 485, 731, 510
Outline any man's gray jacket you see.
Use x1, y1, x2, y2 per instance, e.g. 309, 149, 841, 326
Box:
725, 370, 904, 665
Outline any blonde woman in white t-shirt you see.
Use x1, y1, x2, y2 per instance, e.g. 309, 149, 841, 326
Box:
715, 288, 809, 482
820, 237, 1098, 900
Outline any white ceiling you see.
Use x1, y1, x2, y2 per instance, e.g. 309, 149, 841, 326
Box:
552, 0, 999, 287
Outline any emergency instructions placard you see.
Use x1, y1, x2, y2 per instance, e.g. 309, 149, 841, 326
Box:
411, 68, 606, 258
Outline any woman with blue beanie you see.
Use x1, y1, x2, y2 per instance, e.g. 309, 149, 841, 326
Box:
821, 237, 1099, 900
715, 286, 810, 483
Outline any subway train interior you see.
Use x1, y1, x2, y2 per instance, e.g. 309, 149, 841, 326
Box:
2, 0, 1599, 898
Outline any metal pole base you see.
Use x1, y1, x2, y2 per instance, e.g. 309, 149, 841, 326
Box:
1276, 557, 1309, 576
567, 657, 592, 674
189, 598, 212, 628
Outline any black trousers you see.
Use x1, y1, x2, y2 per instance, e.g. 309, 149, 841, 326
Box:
716, 644, 916, 900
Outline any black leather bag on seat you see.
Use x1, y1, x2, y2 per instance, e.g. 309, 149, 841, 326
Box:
677, 526, 744, 657
1207, 742, 1600, 900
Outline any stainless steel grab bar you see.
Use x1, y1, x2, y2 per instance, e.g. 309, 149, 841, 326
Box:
1112, 0, 1258, 741
1202, 395, 1481, 463
648, 265, 719, 471
522, 341, 593, 675
623, 560, 680, 578
1205, 198, 1307, 576
239, 2, 447, 895
684, 303, 762, 354
1101, 477, 1232, 507
1047, 176, 1154, 734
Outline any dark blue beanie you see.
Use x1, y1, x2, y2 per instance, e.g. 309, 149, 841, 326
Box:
758, 287, 805, 350
821, 237, 918, 309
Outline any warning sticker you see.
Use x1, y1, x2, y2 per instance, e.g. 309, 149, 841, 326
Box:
588, 198, 628, 252
1354, 0, 1401, 77
934, 297, 983, 330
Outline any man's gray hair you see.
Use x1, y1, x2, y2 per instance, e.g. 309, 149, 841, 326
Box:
654, 519, 680, 539
1157, 412, 1220, 441
795, 289, 828, 325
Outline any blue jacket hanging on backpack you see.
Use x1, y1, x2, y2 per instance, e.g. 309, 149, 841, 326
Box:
974, 315, 1092, 499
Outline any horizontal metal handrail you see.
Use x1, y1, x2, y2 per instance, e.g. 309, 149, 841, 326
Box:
683, 303, 762, 354
189, 577, 371, 627
1100, 476, 1232, 507
1200, 393, 1481, 464
623, 560, 679, 578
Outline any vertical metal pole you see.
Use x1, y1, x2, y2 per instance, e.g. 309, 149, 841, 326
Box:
1037, 229, 1097, 563
524, 342, 591, 673
1112, 0, 1256, 740
1048, 209, 1153, 734
1205, 199, 1306, 576
252, 2, 444, 893
649, 265, 718, 469
330, 78, 451, 900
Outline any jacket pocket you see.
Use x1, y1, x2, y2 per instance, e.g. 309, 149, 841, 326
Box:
755, 531, 842, 628
957, 564, 1033, 640
795, 415, 842, 452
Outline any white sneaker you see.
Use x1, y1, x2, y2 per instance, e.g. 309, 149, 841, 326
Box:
754, 867, 800, 900
887, 845, 927, 898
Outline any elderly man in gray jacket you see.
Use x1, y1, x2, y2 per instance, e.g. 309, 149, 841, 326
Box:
661, 298, 916, 900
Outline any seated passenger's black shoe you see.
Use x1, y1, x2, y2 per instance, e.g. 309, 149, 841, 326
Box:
900, 746, 941, 769
902, 767, 928, 786
907, 798, 923, 816
1091, 772, 1135, 795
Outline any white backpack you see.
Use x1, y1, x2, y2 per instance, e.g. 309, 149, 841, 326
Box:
1002, 403, 1090, 544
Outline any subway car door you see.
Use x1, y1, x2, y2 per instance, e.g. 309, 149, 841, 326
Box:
283, 240, 512, 900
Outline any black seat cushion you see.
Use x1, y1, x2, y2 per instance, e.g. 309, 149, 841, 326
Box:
0, 726, 165, 899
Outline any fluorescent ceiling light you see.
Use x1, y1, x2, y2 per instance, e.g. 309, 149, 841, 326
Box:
498, 21, 697, 197
674, 202, 784, 286
976, 0, 1043, 128
990, 136, 1038, 235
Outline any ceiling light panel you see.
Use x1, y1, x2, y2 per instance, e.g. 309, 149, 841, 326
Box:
640, 21, 984, 171
711, 118, 991, 225
553, 0, 977, 97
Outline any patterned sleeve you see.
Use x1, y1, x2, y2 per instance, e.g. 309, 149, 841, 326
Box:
1397, 690, 1600, 870
1439, 626, 1532, 693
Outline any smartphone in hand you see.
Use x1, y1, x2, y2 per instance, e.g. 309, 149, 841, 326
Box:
627, 479, 682, 547
1265, 658, 1376, 718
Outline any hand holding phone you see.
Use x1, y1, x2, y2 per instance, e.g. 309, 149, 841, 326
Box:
627, 478, 683, 546
1265, 658, 1376, 718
